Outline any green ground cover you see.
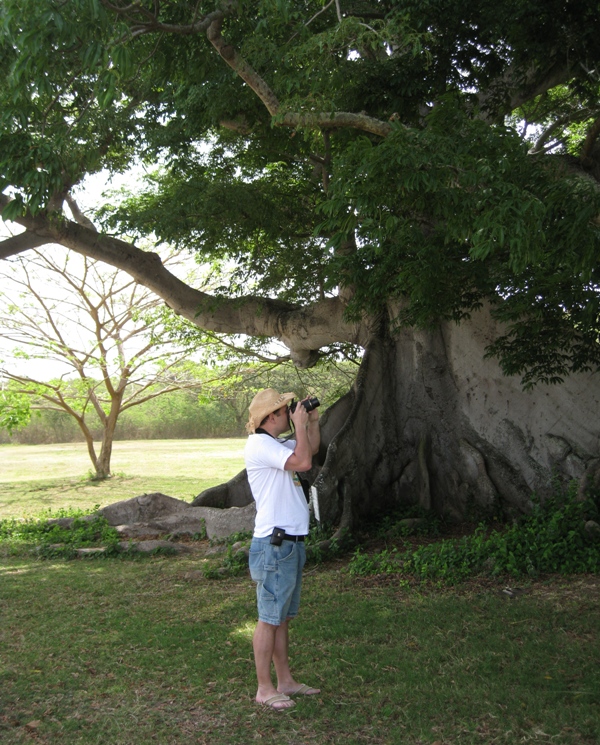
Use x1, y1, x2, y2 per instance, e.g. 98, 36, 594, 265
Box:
1, 554, 598, 745
1, 441, 599, 744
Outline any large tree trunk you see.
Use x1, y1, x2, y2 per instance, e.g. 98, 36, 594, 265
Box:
196, 306, 600, 527
315, 306, 599, 528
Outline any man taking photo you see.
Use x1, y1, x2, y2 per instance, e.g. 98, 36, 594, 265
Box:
244, 388, 321, 711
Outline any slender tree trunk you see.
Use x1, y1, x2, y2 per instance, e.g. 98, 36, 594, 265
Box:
94, 396, 123, 480
95, 443, 113, 480
74, 416, 101, 478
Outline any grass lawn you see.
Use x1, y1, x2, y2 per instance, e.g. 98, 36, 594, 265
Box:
1, 553, 599, 745
1, 440, 599, 744
0, 439, 246, 517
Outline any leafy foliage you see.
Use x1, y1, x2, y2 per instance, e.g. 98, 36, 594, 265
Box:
322, 109, 600, 385
0, 507, 121, 559
2, 0, 600, 382
348, 484, 600, 583
0, 386, 30, 434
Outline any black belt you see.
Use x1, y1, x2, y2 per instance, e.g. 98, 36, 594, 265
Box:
283, 534, 305, 542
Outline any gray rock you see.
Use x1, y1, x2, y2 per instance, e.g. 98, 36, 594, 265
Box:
192, 469, 253, 508
99, 493, 191, 526
115, 524, 164, 538
83, 492, 257, 543
197, 502, 255, 539
114, 512, 207, 539
75, 547, 106, 556
111, 503, 255, 540
584, 520, 600, 540
46, 517, 75, 528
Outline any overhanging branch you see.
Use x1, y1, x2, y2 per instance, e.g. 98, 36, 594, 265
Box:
0, 200, 368, 364
97, 1, 395, 139
205, 15, 393, 138
206, 14, 281, 116
0, 230, 47, 260
279, 112, 392, 138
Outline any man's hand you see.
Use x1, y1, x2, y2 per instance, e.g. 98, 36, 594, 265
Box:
289, 401, 309, 430
285, 403, 311, 472
306, 402, 319, 422
303, 398, 320, 455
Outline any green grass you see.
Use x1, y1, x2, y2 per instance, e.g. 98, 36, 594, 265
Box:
0, 555, 598, 745
1, 441, 599, 744
0, 439, 246, 517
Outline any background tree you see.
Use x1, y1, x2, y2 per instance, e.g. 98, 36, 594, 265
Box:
0, 246, 209, 478
0, 359, 359, 444
0, 386, 30, 435
1, 1, 600, 525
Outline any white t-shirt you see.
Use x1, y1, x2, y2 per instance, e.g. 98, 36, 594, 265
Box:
245, 433, 310, 538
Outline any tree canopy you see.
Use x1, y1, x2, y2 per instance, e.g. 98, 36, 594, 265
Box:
1, 0, 600, 384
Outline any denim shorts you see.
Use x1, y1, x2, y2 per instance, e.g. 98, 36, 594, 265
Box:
248, 536, 306, 626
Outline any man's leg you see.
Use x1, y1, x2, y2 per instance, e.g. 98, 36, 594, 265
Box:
253, 620, 295, 708
272, 546, 320, 697
251, 541, 318, 703
272, 618, 293, 687
274, 618, 321, 697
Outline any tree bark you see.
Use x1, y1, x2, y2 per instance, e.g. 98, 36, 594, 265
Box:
94, 394, 123, 480
317, 307, 599, 526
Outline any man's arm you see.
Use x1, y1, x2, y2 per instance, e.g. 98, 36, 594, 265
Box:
307, 407, 320, 455
284, 404, 313, 472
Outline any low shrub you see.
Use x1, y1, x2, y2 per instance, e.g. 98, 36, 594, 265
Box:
0, 506, 121, 559
348, 483, 600, 583
348, 546, 404, 576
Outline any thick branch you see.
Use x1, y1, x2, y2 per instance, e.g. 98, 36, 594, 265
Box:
508, 62, 572, 112
65, 195, 97, 231
477, 61, 573, 120
0, 231, 47, 259
529, 110, 591, 154
0, 200, 368, 364
206, 15, 281, 116
101, 1, 224, 37
96, 2, 394, 140
205, 15, 393, 138
280, 112, 392, 138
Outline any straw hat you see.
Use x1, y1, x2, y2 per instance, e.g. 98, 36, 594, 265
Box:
246, 388, 296, 434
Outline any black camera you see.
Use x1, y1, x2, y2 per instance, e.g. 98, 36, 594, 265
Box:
289, 397, 320, 413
